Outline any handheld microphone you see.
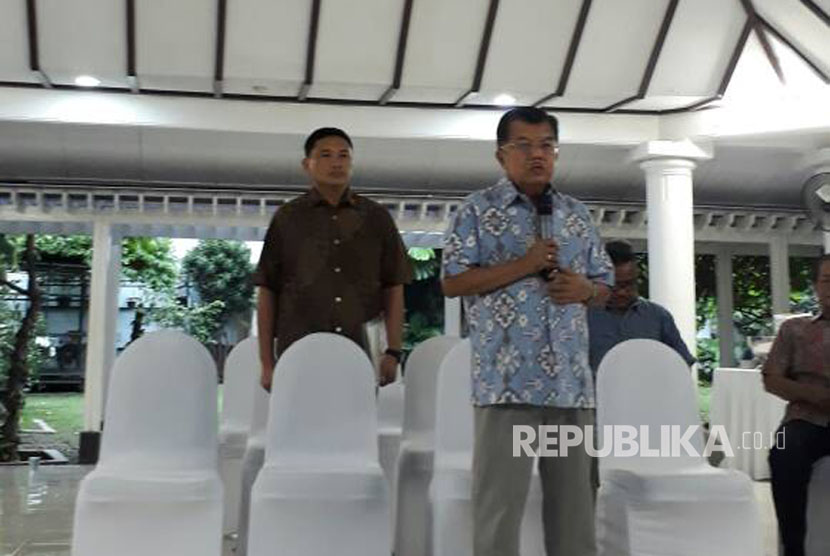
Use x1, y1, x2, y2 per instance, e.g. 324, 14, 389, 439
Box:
536, 194, 555, 281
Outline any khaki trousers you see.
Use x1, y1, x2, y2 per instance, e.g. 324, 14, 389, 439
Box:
472, 404, 597, 556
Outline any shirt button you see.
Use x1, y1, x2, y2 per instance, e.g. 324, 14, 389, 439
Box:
334, 267, 341, 273
333, 239, 341, 246
335, 296, 342, 303
334, 326, 343, 333
332, 215, 338, 221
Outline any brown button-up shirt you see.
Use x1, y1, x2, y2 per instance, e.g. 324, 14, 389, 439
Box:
762, 314, 830, 426
253, 187, 412, 355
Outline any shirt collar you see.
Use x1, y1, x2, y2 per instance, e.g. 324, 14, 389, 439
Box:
307, 186, 357, 207
495, 177, 558, 209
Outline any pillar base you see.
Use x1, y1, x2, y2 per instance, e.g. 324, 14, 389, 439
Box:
78, 431, 101, 465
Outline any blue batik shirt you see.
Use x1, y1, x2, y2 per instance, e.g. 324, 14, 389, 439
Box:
442, 177, 614, 408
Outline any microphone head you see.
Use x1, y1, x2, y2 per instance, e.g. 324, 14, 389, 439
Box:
536, 194, 552, 216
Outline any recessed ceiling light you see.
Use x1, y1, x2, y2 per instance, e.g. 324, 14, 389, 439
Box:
494, 93, 516, 106
75, 75, 101, 87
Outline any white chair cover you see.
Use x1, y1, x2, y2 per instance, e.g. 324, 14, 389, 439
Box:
71, 330, 223, 556
595, 339, 762, 556
806, 456, 830, 556
394, 335, 462, 556
378, 378, 405, 484
430, 340, 544, 556
247, 333, 390, 556
219, 336, 259, 534
235, 361, 271, 556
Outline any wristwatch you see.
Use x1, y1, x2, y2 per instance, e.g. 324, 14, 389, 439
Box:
384, 348, 403, 364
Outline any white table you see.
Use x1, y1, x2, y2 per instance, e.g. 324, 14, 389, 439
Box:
709, 367, 787, 480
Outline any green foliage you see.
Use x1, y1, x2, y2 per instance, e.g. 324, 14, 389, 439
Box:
0, 297, 46, 389
181, 240, 254, 323
0, 235, 15, 277
122, 238, 177, 292
403, 248, 444, 351
145, 294, 226, 345
407, 247, 441, 281
7, 235, 177, 293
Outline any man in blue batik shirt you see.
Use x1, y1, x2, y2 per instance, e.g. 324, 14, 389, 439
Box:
442, 107, 614, 556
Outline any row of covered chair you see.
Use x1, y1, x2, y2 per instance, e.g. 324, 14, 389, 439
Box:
70, 330, 829, 556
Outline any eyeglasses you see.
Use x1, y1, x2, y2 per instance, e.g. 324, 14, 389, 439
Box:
501, 140, 558, 156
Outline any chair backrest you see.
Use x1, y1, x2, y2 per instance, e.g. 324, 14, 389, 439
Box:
596, 339, 704, 476
265, 333, 378, 468
433, 340, 473, 467
377, 379, 405, 432
99, 330, 218, 471
221, 337, 259, 433
248, 373, 271, 442
401, 335, 462, 445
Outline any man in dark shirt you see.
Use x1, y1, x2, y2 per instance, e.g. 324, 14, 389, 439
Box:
588, 240, 695, 373
253, 127, 412, 390
764, 254, 830, 556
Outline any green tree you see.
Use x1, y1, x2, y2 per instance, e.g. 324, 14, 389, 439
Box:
0, 235, 42, 461
403, 248, 444, 352
181, 240, 255, 324
9, 235, 177, 293
145, 294, 226, 345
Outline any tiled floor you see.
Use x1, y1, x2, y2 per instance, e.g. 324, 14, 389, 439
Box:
1, 465, 778, 555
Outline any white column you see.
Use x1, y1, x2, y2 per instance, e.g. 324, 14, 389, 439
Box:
715, 249, 735, 368
769, 236, 791, 315
632, 141, 712, 381
444, 296, 462, 336
83, 221, 122, 431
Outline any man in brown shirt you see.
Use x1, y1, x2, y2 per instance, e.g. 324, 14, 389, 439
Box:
764, 254, 830, 556
253, 127, 412, 391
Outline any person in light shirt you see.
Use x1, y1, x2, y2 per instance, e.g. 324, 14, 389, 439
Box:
442, 107, 614, 556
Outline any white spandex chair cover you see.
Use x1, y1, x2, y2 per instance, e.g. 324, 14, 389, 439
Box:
430, 340, 544, 556
806, 456, 830, 556
595, 339, 762, 556
71, 330, 223, 556
394, 335, 462, 556
247, 333, 390, 556
236, 361, 271, 556
378, 378, 405, 484
219, 336, 259, 535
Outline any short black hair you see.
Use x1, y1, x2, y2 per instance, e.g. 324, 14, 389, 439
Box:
811, 254, 830, 282
496, 107, 559, 147
606, 240, 636, 266
304, 127, 353, 157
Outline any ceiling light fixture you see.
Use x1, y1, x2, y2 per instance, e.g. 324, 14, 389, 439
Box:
494, 93, 516, 106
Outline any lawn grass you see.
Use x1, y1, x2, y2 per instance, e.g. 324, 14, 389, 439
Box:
19, 392, 85, 455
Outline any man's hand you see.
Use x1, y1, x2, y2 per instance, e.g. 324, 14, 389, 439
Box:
524, 239, 559, 274
260, 361, 275, 392
378, 354, 398, 387
546, 268, 593, 305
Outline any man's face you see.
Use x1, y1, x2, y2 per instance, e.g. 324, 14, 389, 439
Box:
815, 259, 830, 314
302, 135, 353, 188
496, 120, 557, 194
608, 261, 639, 310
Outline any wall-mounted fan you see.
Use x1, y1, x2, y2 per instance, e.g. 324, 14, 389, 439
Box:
802, 173, 830, 232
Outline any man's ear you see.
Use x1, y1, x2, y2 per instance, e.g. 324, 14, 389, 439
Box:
495, 149, 505, 169
301, 157, 311, 173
